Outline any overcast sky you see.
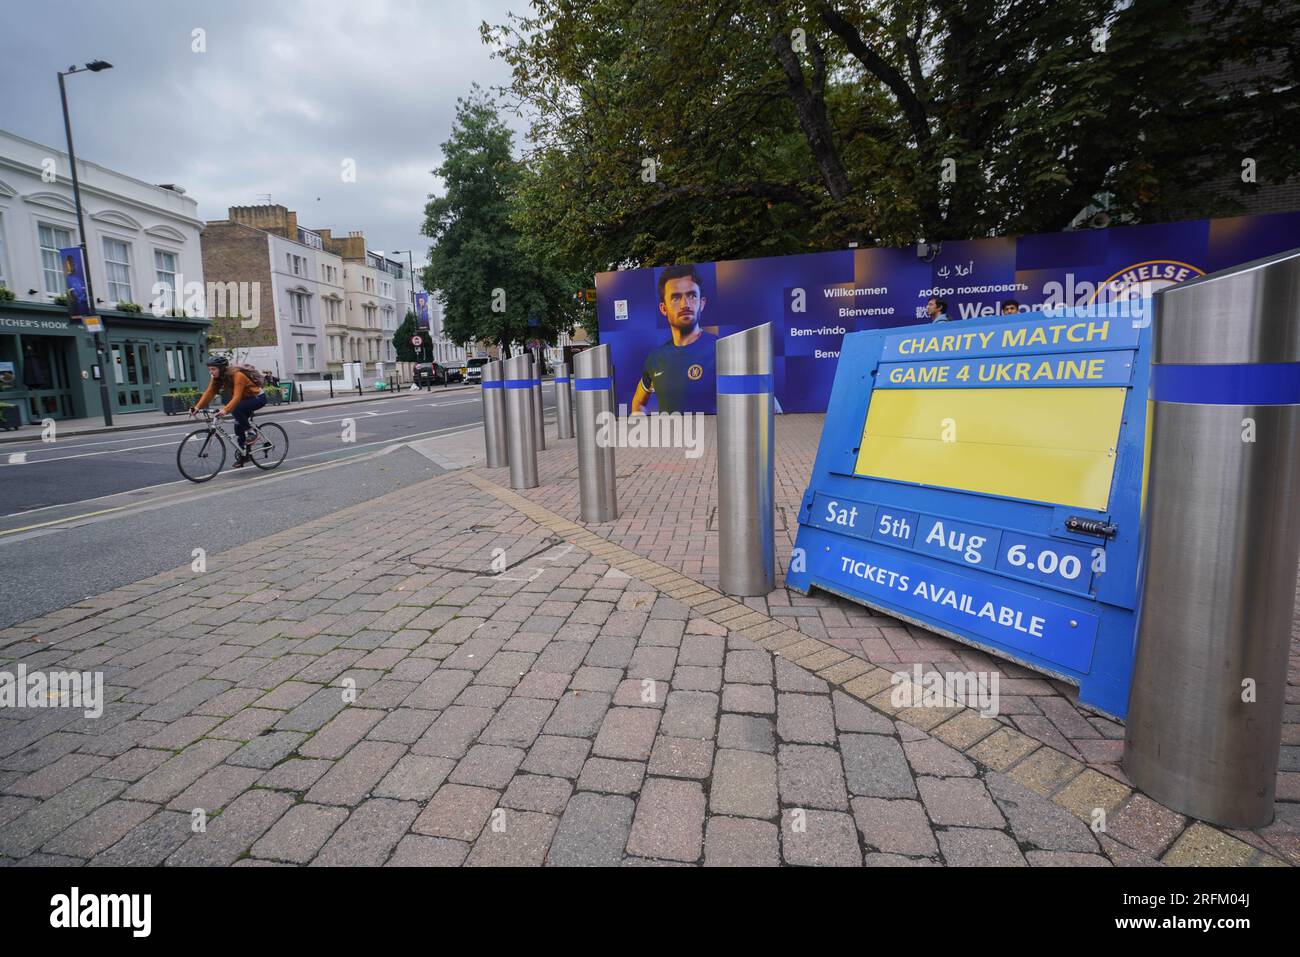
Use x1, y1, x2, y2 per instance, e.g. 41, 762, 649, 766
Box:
0, 0, 523, 266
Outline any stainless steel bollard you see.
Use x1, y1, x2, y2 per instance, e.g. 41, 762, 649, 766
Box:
503, 353, 539, 489
530, 351, 546, 451
555, 361, 574, 440
717, 323, 775, 596
574, 344, 617, 522
480, 359, 508, 468
1124, 248, 1300, 829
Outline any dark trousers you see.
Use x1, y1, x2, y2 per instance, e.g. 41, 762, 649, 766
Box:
231, 393, 268, 446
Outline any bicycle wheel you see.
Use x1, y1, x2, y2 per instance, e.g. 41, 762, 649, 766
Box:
248, 421, 289, 470
177, 428, 226, 482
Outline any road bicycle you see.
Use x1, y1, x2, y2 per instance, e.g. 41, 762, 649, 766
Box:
177, 408, 288, 482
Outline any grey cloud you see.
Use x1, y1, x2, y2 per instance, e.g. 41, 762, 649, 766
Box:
0, 0, 523, 269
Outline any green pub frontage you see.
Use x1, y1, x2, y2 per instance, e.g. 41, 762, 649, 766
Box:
0, 300, 211, 427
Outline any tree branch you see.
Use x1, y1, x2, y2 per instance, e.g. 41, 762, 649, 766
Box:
770, 29, 853, 201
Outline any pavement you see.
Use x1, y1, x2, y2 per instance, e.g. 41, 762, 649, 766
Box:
0, 413, 1295, 866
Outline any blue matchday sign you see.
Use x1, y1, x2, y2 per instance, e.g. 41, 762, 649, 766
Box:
786, 302, 1152, 718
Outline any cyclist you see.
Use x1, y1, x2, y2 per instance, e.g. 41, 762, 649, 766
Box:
190, 355, 266, 467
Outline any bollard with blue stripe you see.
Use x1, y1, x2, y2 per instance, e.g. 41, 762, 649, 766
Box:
529, 349, 546, 451
503, 353, 539, 488
1126, 246, 1300, 829
717, 322, 775, 596
480, 359, 508, 468
554, 361, 574, 440
573, 344, 618, 522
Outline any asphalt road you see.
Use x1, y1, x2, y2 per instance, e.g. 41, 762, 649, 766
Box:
0, 386, 557, 628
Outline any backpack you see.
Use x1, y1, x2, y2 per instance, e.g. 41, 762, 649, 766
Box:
231, 363, 264, 387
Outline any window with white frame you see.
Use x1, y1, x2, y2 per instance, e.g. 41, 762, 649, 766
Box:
296, 343, 304, 371
102, 237, 133, 303
154, 249, 178, 309
39, 223, 74, 296
290, 291, 308, 324
363, 305, 376, 328
0, 213, 8, 288
308, 343, 317, 369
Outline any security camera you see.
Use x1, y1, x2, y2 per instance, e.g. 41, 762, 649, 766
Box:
917, 241, 941, 263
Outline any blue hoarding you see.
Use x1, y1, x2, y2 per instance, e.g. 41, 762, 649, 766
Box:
596, 210, 1300, 413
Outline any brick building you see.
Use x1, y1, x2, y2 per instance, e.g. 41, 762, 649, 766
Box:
201, 204, 343, 382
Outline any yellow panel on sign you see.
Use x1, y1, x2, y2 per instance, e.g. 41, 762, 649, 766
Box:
854, 387, 1126, 510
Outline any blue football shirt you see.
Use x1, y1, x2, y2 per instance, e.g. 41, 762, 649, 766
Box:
639, 332, 717, 413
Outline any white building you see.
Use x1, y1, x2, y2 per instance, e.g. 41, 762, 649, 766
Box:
0, 128, 211, 421
424, 292, 467, 367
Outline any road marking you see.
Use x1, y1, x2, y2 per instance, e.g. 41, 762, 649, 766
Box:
0, 425, 198, 454
0, 404, 475, 466
0, 423, 481, 535
0, 504, 134, 536
0, 439, 182, 466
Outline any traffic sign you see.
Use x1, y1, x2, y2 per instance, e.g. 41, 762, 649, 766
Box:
411, 335, 423, 347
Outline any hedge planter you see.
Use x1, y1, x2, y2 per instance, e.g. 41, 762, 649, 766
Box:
0, 404, 20, 431
162, 394, 184, 415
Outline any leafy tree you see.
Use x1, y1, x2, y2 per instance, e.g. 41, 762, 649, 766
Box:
422, 88, 579, 355
392, 310, 422, 363
486, 0, 1300, 274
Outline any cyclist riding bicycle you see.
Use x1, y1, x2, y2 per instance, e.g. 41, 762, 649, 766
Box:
190, 355, 267, 467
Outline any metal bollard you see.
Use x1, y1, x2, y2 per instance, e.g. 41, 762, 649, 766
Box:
1124, 248, 1300, 829
480, 359, 508, 468
530, 351, 546, 451
554, 361, 574, 440
574, 344, 617, 522
503, 353, 539, 489
717, 323, 775, 596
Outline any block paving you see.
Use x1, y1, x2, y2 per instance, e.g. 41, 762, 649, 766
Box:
0, 414, 1295, 866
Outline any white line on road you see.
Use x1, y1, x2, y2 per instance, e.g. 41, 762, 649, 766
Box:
1, 439, 183, 466
0, 423, 483, 538
1, 403, 474, 464
0, 422, 482, 526
0, 423, 200, 454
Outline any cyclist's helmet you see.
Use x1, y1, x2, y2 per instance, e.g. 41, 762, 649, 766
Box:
206, 355, 229, 370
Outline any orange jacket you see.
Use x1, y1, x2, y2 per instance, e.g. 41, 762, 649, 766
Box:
195, 370, 262, 414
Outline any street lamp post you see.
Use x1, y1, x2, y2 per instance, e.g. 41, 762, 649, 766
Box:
58, 60, 114, 426
390, 249, 426, 364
